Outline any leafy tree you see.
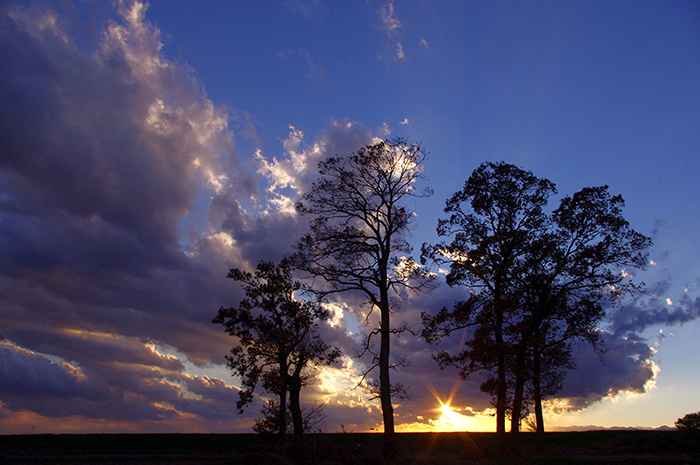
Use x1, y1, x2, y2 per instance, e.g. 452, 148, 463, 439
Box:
676, 412, 700, 432
423, 163, 650, 451
213, 259, 340, 442
291, 138, 434, 458
515, 186, 650, 450
422, 161, 555, 442
252, 400, 291, 436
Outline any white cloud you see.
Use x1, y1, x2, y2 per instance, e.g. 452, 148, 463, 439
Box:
256, 119, 378, 212
396, 41, 405, 59
377, 122, 391, 137
380, 2, 402, 36
379, 2, 406, 60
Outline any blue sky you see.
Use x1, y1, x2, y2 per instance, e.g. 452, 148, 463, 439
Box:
0, 0, 698, 434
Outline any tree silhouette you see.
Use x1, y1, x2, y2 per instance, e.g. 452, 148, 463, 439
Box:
252, 399, 328, 435
514, 186, 650, 450
291, 138, 434, 458
676, 411, 700, 434
423, 161, 555, 444
423, 163, 650, 452
213, 259, 340, 442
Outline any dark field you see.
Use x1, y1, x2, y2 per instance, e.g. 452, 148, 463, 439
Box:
1, 430, 698, 464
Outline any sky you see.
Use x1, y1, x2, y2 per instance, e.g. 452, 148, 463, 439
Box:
0, 0, 699, 434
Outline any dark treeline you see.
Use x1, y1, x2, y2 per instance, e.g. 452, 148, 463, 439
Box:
213, 141, 651, 458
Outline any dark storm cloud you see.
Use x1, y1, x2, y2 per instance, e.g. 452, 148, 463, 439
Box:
0, 1, 398, 432
396, 279, 699, 419
0, 338, 241, 423
0, 1, 263, 429
558, 336, 657, 412
0, 341, 81, 397
0, 1, 248, 341
608, 291, 700, 337
547, 284, 700, 413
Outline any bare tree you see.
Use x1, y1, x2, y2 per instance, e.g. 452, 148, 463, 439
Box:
291, 138, 434, 458
253, 400, 329, 435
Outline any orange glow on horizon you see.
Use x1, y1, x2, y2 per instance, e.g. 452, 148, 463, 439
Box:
397, 375, 495, 433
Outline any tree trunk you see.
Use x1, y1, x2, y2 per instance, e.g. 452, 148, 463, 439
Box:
379, 298, 396, 459
278, 358, 288, 443
509, 345, 527, 455
533, 346, 545, 452
289, 371, 303, 443
494, 298, 507, 444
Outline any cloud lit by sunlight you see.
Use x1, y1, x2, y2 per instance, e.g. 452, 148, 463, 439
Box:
396, 403, 495, 433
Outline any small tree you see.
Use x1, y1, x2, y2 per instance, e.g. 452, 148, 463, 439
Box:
213, 259, 340, 442
252, 400, 290, 435
676, 412, 700, 433
253, 399, 328, 435
292, 138, 434, 458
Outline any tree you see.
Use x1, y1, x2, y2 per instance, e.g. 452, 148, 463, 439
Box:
676, 412, 700, 433
422, 163, 651, 452
212, 259, 340, 442
516, 186, 650, 450
422, 161, 555, 444
291, 138, 434, 458
253, 399, 328, 435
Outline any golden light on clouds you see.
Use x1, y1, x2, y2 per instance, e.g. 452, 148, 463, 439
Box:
396, 403, 495, 433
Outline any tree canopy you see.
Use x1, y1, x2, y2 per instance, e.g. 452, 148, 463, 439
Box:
423, 162, 651, 451
213, 258, 340, 441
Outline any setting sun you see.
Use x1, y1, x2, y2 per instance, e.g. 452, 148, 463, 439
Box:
440, 403, 452, 416
424, 402, 494, 432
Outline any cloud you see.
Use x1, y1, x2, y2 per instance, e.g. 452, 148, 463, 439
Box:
0, 338, 244, 428
556, 336, 659, 412
0, 0, 394, 432
380, 2, 402, 36
404, 275, 700, 422
0, 340, 82, 399
608, 287, 700, 337
378, 2, 406, 60
395, 42, 405, 59
256, 119, 378, 208
535, 284, 700, 415
0, 0, 268, 431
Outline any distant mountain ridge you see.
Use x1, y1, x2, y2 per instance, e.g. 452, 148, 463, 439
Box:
549, 425, 675, 432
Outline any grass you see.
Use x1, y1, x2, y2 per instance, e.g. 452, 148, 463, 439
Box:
0, 431, 698, 464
